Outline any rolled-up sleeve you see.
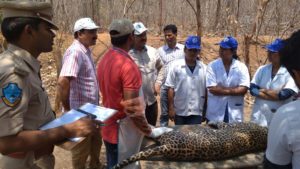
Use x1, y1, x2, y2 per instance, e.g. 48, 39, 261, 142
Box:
206, 64, 217, 87
59, 49, 83, 78
165, 63, 176, 88
239, 64, 250, 88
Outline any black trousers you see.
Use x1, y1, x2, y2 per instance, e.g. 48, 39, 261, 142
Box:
145, 101, 158, 126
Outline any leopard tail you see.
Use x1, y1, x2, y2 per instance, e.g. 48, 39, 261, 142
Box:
112, 145, 169, 169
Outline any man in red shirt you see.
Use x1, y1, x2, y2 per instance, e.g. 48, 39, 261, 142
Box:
97, 19, 172, 169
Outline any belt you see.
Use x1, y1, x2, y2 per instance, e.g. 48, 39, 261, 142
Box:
7, 152, 27, 159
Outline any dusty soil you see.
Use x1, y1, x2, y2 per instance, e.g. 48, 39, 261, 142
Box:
37, 32, 268, 169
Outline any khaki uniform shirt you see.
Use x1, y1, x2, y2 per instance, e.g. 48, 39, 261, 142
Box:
0, 44, 55, 168
129, 45, 163, 105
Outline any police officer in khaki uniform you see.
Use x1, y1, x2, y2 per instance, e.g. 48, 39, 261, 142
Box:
0, 1, 101, 169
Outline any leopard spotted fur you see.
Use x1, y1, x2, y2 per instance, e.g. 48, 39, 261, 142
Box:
113, 122, 267, 169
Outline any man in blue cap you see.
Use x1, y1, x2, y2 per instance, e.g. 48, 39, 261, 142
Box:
165, 36, 207, 125
250, 38, 298, 127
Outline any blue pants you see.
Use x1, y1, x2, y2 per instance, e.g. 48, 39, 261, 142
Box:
159, 86, 169, 127
174, 115, 202, 125
104, 141, 118, 169
223, 104, 229, 123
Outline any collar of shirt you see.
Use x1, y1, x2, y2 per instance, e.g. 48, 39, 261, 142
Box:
74, 39, 91, 55
7, 43, 41, 73
112, 46, 133, 60
179, 59, 202, 69
218, 58, 239, 69
275, 65, 287, 75
163, 43, 182, 51
132, 45, 148, 53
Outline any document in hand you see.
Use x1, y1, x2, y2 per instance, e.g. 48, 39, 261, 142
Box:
39, 103, 117, 142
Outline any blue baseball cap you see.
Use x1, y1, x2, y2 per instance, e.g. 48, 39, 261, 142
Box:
218, 36, 238, 49
265, 38, 284, 53
185, 36, 201, 50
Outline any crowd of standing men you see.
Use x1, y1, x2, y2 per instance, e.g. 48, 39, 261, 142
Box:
0, 1, 300, 169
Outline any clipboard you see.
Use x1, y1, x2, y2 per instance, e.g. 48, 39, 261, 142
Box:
39, 103, 117, 150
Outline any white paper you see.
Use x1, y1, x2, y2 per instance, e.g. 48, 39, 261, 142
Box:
39, 103, 117, 142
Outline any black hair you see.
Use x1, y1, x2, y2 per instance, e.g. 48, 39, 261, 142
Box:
74, 29, 85, 39
110, 30, 131, 47
279, 30, 300, 71
231, 48, 239, 60
1, 17, 42, 43
163, 24, 177, 34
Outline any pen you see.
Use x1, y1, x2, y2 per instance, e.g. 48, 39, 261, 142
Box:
75, 108, 97, 119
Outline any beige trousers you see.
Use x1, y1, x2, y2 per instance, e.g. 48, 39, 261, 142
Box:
71, 132, 102, 169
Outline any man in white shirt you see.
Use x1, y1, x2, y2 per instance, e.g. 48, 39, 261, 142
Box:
129, 22, 163, 126
264, 30, 300, 169
165, 36, 206, 125
157, 24, 184, 126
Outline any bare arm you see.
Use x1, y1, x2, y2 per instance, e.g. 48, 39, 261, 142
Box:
257, 89, 279, 101
57, 76, 72, 111
168, 87, 175, 121
208, 86, 248, 96
0, 118, 97, 155
123, 90, 152, 135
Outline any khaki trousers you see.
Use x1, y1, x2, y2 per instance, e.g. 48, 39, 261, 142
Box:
71, 132, 102, 169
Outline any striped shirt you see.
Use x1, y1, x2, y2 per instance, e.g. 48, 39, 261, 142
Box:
59, 40, 99, 109
129, 45, 163, 105
157, 43, 184, 85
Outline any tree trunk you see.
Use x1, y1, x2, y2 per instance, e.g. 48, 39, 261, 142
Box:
213, 0, 221, 32
196, 0, 202, 36
158, 0, 163, 35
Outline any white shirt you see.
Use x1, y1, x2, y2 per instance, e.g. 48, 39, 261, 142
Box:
129, 45, 163, 105
165, 59, 206, 116
206, 58, 250, 122
251, 64, 299, 127
266, 99, 300, 168
157, 43, 184, 86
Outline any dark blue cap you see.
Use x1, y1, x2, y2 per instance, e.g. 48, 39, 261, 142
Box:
265, 38, 284, 53
185, 35, 201, 50
218, 36, 238, 49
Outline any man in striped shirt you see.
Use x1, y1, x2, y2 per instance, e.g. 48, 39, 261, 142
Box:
58, 18, 102, 169
157, 24, 184, 127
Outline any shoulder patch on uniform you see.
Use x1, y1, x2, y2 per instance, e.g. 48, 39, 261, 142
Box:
1, 83, 22, 107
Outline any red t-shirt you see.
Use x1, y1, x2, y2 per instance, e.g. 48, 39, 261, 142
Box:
97, 47, 142, 144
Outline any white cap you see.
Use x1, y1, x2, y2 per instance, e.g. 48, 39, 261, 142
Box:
73, 17, 99, 33
133, 22, 148, 35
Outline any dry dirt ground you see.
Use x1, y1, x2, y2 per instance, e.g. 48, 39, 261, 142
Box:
37, 32, 269, 169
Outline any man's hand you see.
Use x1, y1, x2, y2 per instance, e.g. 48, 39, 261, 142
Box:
154, 83, 161, 96
120, 97, 146, 115
64, 117, 99, 138
208, 86, 227, 95
148, 127, 173, 138
250, 87, 260, 96
168, 108, 175, 121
